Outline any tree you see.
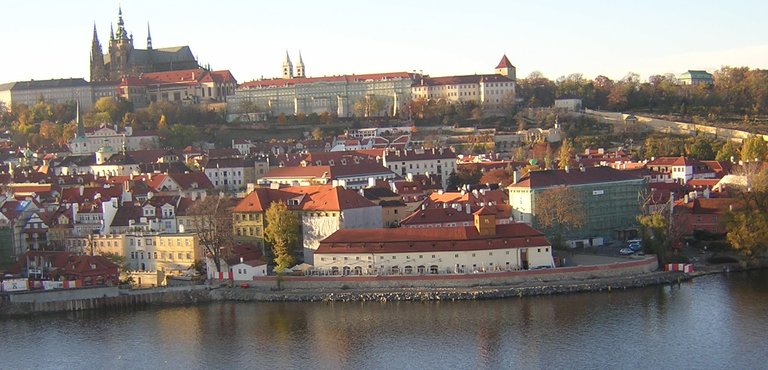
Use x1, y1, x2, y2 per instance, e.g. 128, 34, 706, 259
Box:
534, 186, 585, 248
264, 202, 300, 272
353, 95, 384, 118
740, 135, 768, 162
101, 252, 132, 284
557, 138, 574, 169
716, 140, 740, 162
312, 127, 324, 140
724, 193, 768, 261
688, 136, 716, 160
187, 196, 235, 275
637, 213, 670, 266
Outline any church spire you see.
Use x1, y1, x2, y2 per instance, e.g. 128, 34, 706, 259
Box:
282, 50, 294, 79
75, 101, 85, 138
109, 23, 114, 41
296, 51, 305, 78
146, 23, 152, 49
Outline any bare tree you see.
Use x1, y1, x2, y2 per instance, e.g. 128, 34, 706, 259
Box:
187, 195, 235, 274
534, 186, 585, 248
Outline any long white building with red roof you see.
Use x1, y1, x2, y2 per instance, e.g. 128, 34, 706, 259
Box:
315, 207, 552, 275
228, 55, 516, 118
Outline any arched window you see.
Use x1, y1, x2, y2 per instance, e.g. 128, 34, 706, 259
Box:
342, 266, 351, 275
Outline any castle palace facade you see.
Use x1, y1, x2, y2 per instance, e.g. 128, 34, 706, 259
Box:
90, 7, 199, 82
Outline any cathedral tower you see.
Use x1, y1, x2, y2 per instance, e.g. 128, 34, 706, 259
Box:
90, 23, 107, 81
108, 6, 135, 79
282, 51, 294, 79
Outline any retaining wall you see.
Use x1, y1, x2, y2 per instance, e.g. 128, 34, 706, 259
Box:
247, 256, 658, 290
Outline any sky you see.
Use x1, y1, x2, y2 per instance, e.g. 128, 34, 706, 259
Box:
1, 0, 767, 84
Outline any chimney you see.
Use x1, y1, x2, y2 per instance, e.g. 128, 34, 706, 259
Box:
512, 170, 519, 184
684, 194, 689, 203
79, 185, 84, 197
564, 165, 570, 173
466, 204, 471, 214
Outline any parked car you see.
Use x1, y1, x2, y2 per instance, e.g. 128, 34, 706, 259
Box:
619, 247, 636, 255
628, 242, 642, 252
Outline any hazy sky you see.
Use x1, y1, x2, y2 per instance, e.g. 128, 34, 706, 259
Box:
1, 0, 766, 84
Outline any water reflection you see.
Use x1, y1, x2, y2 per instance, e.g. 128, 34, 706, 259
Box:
1, 271, 767, 369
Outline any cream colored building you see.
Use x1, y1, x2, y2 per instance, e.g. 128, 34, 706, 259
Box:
0, 78, 93, 111
314, 208, 553, 275
380, 147, 457, 189
68, 232, 200, 274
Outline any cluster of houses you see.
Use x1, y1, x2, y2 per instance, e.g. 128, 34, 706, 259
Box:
0, 115, 753, 288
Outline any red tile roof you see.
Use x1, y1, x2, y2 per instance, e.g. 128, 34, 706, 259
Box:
646, 156, 699, 167
496, 54, 514, 69
317, 223, 548, 254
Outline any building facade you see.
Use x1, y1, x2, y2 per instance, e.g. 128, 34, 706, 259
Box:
0, 78, 93, 111
314, 208, 553, 275
508, 166, 645, 241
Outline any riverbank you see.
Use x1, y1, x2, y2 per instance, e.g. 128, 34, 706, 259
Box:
2, 257, 762, 317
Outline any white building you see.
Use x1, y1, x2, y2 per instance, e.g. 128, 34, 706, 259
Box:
380, 147, 457, 189
0, 78, 94, 111
315, 207, 553, 275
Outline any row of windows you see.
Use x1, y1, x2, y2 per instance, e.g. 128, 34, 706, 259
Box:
130, 251, 191, 260
319, 250, 534, 262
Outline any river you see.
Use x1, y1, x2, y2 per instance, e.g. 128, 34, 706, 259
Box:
2, 270, 767, 369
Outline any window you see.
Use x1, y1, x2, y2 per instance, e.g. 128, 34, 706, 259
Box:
178, 253, 183, 259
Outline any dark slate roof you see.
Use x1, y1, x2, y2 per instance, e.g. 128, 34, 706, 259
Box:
0, 78, 89, 91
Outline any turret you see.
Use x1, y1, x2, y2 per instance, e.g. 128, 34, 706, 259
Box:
282, 51, 294, 79
495, 54, 516, 81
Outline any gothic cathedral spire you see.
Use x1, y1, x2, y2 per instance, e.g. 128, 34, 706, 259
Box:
282, 50, 294, 79
90, 23, 107, 81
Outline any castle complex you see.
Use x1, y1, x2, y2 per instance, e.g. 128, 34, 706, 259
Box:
90, 7, 199, 82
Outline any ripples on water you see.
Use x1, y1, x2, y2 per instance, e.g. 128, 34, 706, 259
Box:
2, 271, 767, 370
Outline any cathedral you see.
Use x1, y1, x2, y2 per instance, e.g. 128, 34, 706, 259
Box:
90, 7, 199, 82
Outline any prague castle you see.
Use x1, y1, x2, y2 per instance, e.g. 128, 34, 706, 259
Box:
90, 7, 199, 82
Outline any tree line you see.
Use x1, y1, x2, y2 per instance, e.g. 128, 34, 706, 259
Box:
517, 67, 768, 120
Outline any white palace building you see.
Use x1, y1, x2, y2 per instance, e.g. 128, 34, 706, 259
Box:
228, 54, 516, 118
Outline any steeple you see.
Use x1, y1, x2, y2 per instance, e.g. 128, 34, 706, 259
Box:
109, 24, 114, 42
282, 50, 294, 79
90, 23, 107, 81
146, 23, 152, 50
296, 51, 306, 78
75, 101, 85, 139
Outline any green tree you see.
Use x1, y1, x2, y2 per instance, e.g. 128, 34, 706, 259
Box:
716, 140, 740, 162
688, 136, 716, 160
264, 201, 300, 272
637, 213, 669, 266
740, 135, 768, 162
725, 188, 768, 262
534, 186, 585, 248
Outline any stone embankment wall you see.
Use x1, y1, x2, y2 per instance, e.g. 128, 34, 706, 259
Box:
0, 257, 662, 316
584, 109, 768, 143
246, 256, 658, 290
0, 286, 213, 317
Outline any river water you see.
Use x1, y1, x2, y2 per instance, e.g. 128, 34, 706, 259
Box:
2, 270, 767, 370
